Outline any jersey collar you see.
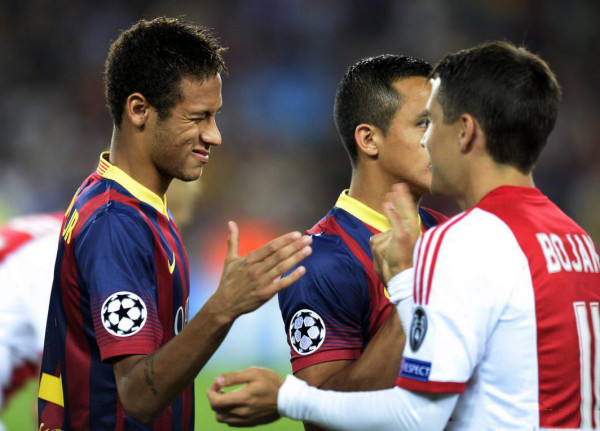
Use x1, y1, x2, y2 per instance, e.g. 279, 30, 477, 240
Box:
335, 190, 390, 232
96, 152, 169, 217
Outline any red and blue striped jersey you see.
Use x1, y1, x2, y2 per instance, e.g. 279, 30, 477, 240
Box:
38, 153, 192, 430
279, 191, 446, 372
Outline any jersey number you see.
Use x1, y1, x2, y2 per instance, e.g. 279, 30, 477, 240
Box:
574, 301, 600, 428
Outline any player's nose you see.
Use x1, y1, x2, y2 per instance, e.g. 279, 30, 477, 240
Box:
201, 119, 222, 147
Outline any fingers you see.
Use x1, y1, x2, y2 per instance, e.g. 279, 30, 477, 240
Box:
245, 233, 312, 282
245, 231, 303, 264
370, 231, 389, 252
260, 235, 312, 279
207, 368, 260, 409
208, 368, 282, 427
225, 221, 240, 262
384, 183, 419, 239
259, 264, 307, 298
215, 368, 256, 390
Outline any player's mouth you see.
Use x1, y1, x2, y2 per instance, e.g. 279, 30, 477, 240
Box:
192, 148, 209, 164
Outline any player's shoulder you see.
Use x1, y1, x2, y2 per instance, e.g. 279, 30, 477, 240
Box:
283, 233, 367, 292
418, 206, 449, 227
422, 208, 524, 258
73, 194, 154, 252
279, 225, 370, 306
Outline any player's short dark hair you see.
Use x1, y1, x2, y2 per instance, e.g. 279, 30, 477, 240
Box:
430, 41, 562, 173
105, 17, 228, 126
334, 55, 432, 168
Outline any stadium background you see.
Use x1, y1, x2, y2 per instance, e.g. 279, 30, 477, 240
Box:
1, 0, 598, 429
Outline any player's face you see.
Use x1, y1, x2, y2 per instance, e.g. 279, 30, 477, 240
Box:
150, 74, 223, 183
421, 78, 462, 197
377, 77, 432, 196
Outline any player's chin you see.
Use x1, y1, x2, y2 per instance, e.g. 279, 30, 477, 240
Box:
429, 175, 448, 197
177, 166, 203, 182
411, 173, 432, 195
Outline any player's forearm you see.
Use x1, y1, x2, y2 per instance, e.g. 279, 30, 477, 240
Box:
114, 293, 236, 424
320, 309, 405, 392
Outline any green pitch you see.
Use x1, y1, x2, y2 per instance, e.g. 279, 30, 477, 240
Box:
2, 373, 302, 430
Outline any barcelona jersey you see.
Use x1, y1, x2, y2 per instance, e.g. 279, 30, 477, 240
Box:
38, 153, 192, 430
278, 190, 446, 372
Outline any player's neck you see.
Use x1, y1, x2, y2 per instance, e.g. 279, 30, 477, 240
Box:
458, 162, 534, 210
348, 168, 422, 216
109, 128, 171, 197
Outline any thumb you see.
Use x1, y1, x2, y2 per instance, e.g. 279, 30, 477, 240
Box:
225, 221, 240, 262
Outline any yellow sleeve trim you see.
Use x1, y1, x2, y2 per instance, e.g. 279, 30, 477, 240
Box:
38, 373, 64, 407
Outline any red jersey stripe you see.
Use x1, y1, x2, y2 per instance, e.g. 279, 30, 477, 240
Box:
424, 211, 471, 305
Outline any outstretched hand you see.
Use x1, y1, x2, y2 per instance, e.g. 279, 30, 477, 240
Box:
207, 367, 284, 427
370, 183, 420, 284
212, 221, 312, 321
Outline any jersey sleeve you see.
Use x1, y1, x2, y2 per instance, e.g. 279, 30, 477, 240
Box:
278, 235, 370, 372
396, 211, 525, 394
278, 374, 459, 431
75, 210, 162, 361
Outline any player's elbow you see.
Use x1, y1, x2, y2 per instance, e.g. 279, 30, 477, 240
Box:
116, 377, 162, 425
112, 355, 164, 426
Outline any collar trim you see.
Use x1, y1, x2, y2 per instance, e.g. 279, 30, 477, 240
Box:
335, 190, 390, 232
96, 152, 169, 217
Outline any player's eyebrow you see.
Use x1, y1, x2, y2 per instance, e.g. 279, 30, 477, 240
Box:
190, 107, 222, 117
417, 110, 429, 119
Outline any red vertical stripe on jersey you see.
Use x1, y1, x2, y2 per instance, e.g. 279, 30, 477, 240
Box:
413, 235, 426, 304
417, 229, 436, 305
157, 213, 191, 430
61, 232, 91, 430
182, 386, 192, 430
172, 223, 191, 431
326, 217, 390, 335
424, 212, 470, 305
60, 189, 115, 430
115, 398, 126, 431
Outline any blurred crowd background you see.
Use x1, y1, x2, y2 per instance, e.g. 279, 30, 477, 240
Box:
1, 0, 599, 371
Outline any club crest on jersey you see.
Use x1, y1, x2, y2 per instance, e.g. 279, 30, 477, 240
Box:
101, 291, 147, 337
289, 309, 326, 355
409, 306, 428, 352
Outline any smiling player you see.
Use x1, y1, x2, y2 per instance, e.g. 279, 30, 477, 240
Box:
38, 17, 312, 430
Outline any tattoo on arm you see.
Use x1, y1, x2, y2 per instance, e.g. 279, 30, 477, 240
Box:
144, 355, 158, 396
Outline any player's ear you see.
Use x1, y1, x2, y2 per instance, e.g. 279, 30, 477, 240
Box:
124, 92, 151, 128
457, 113, 477, 154
355, 123, 379, 157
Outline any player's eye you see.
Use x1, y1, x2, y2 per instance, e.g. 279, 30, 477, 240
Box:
418, 118, 430, 128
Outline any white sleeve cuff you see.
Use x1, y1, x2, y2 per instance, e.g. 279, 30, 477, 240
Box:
278, 374, 310, 421
387, 268, 414, 305
387, 268, 415, 339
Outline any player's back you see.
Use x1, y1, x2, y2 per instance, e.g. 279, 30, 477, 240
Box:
476, 185, 600, 429
399, 186, 599, 430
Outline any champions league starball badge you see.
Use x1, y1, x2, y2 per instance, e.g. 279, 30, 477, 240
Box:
409, 306, 428, 352
289, 309, 326, 355
101, 291, 147, 337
